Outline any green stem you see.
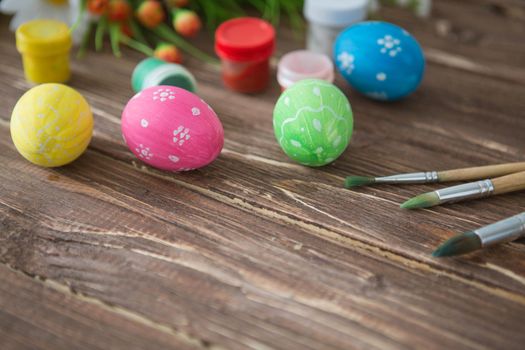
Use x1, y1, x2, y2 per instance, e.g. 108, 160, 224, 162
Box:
120, 35, 155, 56
129, 19, 149, 46
70, 0, 87, 33
77, 21, 95, 58
95, 16, 108, 51
108, 22, 122, 57
153, 23, 219, 65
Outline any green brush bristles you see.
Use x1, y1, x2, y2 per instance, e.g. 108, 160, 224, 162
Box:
432, 231, 482, 257
400, 192, 440, 209
344, 176, 375, 188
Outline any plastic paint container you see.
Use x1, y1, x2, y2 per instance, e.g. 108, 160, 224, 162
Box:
132, 57, 197, 93
215, 17, 275, 93
304, 0, 368, 57
277, 50, 334, 90
16, 19, 72, 84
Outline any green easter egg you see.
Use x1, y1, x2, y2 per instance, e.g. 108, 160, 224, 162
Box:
273, 79, 354, 166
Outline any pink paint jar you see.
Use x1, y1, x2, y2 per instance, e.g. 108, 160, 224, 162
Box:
215, 17, 275, 93
277, 50, 335, 90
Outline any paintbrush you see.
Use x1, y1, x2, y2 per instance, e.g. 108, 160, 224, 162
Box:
432, 212, 525, 257
344, 162, 525, 188
401, 170, 525, 209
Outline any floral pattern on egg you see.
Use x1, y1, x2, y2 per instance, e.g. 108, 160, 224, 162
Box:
121, 86, 224, 171
273, 79, 353, 167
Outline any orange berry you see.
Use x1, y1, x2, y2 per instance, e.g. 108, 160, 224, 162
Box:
154, 43, 182, 63
87, 0, 109, 15
173, 9, 201, 37
136, 0, 165, 29
108, 0, 131, 22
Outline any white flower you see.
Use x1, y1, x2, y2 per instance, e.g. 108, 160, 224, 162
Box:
135, 144, 153, 160
0, 0, 89, 44
168, 155, 180, 163
173, 126, 190, 146
376, 72, 387, 81
377, 35, 402, 57
153, 88, 176, 102
337, 51, 355, 74
191, 107, 200, 116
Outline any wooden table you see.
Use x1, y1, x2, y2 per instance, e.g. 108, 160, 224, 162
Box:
1, 1, 525, 349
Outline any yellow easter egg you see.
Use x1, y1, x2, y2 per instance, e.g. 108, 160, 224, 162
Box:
10, 83, 93, 167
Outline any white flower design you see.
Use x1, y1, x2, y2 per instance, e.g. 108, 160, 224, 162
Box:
140, 119, 149, 128
333, 135, 342, 147
376, 72, 387, 81
168, 155, 180, 163
377, 35, 402, 57
135, 144, 153, 160
191, 107, 200, 116
313, 119, 322, 132
290, 140, 301, 147
173, 125, 190, 146
153, 88, 175, 102
337, 51, 355, 74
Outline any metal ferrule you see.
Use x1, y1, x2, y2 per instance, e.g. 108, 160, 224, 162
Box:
374, 171, 439, 184
474, 212, 525, 247
435, 179, 494, 204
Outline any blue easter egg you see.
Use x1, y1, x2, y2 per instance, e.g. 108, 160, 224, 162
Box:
334, 21, 425, 101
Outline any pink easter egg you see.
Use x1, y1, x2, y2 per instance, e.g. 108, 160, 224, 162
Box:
121, 86, 224, 171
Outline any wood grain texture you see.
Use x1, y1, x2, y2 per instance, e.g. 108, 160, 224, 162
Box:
1, 1, 525, 349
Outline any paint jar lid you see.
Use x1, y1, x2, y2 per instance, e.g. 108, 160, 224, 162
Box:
131, 57, 197, 93
215, 17, 275, 62
16, 19, 72, 56
277, 50, 334, 90
304, 0, 368, 27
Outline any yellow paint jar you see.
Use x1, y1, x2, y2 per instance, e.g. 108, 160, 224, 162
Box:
16, 19, 72, 84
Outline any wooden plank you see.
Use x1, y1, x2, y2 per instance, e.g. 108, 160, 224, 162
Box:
0, 265, 202, 350
381, 0, 525, 80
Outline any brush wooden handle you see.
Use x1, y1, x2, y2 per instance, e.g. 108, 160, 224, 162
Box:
492, 170, 525, 195
438, 162, 525, 182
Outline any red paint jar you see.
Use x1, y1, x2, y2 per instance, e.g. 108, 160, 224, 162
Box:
215, 17, 275, 93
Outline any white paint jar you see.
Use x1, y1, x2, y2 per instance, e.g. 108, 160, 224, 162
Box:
277, 50, 334, 90
304, 0, 368, 57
